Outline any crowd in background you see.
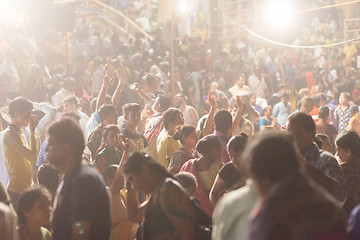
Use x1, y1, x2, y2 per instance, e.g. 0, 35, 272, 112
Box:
0, 1, 360, 240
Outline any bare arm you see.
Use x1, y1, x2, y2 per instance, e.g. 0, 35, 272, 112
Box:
96, 72, 110, 114
209, 174, 227, 206
202, 93, 217, 136
232, 96, 244, 134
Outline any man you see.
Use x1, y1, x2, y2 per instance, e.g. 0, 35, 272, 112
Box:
1, 97, 38, 208
157, 108, 184, 168
211, 110, 233, 164
299, 96, 315, 114
119, 103, 148, 152
173, 94, 199, 128
46, 118, 110, 240
272, 92, 291, 127
87, 104, 118, 159
63, 95, 89, 134
287, 112, 347, 203
229, 74, 250, 98
259, 106, 277, 131
51, 77, 75, 109
248, 67, 268, 99
347, 105, 360, 136
334, 92, 352, 134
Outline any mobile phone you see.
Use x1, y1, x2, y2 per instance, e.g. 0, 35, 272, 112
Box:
129, 84, 136, 90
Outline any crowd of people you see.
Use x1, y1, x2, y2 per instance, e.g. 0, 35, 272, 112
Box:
0, 2, 360, 239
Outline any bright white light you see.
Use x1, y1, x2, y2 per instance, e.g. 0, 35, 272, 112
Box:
263, 1, 293, 29
179, 2, 187, 14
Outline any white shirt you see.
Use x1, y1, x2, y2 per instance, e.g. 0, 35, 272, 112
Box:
182, 105, 199, 128
212, 180, 258, 240
248, 74, 267, 99
78, 110, 90, 136
51, 88, 73, 109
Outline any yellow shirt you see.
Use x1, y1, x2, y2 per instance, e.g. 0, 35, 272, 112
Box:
348, 113, 360, 136
198, 161, 223, 192
1, 125, 38, 193
157, 134, 181, 168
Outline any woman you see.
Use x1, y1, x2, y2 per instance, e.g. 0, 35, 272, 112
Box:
168, 126, 198, 174
335, 131, 360, 216
316, 106, 337, 153
180, 135, 223, 215
210, 134, 248, 205
95, 124, 122, 173
17, 187, 52, 240
123, 152, 197, 240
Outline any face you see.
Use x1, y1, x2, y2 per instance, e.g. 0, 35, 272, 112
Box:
183, 131, 198, 149
63, 102, 76, 113
105, 130, 119, 149
46, 135, 66, 170
287, 123, 314, 154
173, 96, 183, 108
104, 110, 118, 125
126, 110, 141, 128
336, 145, 350, 163
124, 167, 150, 193
236, 76, 245, 87
25, 194, 52, 226
15, 109, 32, 127
152, 98, 162, 113
265, 107, 273, 118
304, 101, 314, 113
228, 149, 241, 168
250, 96, 256, 106
321, 137, 332, 153
340, 95, 349, 106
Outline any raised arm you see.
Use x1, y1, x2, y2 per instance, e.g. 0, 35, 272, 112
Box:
201, 93, 217, 136
96, 72, 111, 114
232, 95, 244, 134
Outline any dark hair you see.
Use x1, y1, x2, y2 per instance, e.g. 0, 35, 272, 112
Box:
102, 164, 118, 183
174, 172, 197, 189
37, 164, 60, 196
143, 73, 158, 86
340, 92, 351, 100
314, 135, 323, 149
227, 133, 248, 153
8, 97, 33, 117
244, 131, 300, 182
63, 95, 79, 108
349, 105, 359, 115
196, 135, 222, 155
102, 124, 120, 139
123, 152, 172, 179
174, 126, 196, 145
62, 112, 81, 123
280, 91, 289, 99
122, 103, 141, 116
214, 110, 232, 132
17, 187, 51, 225
163, 108, 182, 130
336, 131, 360, 158
288, 112, 315, 133
318, 106, 330, 119
157, 94, 171, 112
47, 118, 85, 157
98, 104, 116, 122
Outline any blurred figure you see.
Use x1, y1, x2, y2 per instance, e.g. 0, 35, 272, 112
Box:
334, 92, 352, 134
316, 106, 338, 153
174, 94, 199, 128
347, 105, 360, 136
37, 164, 60, 201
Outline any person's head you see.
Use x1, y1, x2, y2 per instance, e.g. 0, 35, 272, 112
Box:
123, 152, 172, 194
122, 103, 141, 129
174, 172, 197, 197
318, 106, 330, 121
63, 77, 75, 92
299, 88, 310, 99
280, 91, 289, 103
339, 92, 351, 106
335, 131, 360, 163
142, 73, 159, 91
196, 135, 222, 162
62, 112, 81, 123
287, 112, 316, 154
214, 109, 233, 137
163, 108, 184, 133
227, 133, 248, 168
63, 95, 79, 113
99, 104, 118, 125
102, 164, 118, 186
102, 124, 120, 149
174, 126, 197, 149
349, 105, 359, 116
37, 164, 60, 198
46, 118, 85, 173
300, 97, 314, 113
173, 94, 186, 108
315, 133, 332, 153
243, 131, 300, 197
153, 94, 171, 113
249, 93, 257, 106
17, 187, 52, 227
8, 97, 33, 127
313, 93, 327, 107
236, 73, 245, 88
263, 106, 273, 119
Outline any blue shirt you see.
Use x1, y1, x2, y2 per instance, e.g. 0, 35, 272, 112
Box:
272, 101, 291, 127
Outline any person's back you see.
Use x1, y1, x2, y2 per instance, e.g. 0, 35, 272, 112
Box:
52, 164, 111, 240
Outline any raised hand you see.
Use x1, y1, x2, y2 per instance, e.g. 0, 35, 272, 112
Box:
235, 95, 244, 112
29, 114, 39, 133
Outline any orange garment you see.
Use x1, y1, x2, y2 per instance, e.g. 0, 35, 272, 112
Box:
310, 106, 319, 122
